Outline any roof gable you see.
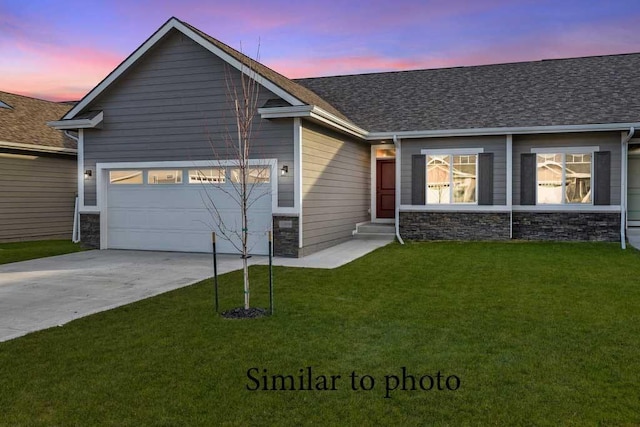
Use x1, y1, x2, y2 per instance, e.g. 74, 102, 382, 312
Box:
64, 17, 349, 124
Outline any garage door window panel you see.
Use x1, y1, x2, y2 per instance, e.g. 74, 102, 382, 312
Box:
189, 168, 226, 184
230, 166, 271, 184
148, 170, 183, 185
110, 170, 143, 184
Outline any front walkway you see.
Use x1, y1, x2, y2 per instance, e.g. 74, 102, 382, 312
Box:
0, 238, 393, 343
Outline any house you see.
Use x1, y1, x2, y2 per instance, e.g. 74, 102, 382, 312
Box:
49, 17, 640, 256
0, 91, 77, 242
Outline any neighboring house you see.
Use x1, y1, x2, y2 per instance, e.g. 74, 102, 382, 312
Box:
0, 91, 77, 242
49, 17, 640, 256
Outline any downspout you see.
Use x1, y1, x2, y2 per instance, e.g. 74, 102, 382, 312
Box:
393, 135, 405, 245
621, 127, 635, 249
64, 131, 81, 243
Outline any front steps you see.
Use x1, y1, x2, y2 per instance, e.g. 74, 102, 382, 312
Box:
353, 222, 396, 241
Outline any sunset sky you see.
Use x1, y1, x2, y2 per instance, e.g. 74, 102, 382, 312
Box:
2, 0, 640, 102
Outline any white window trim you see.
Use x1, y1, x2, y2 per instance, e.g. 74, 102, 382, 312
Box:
421, 148, 485, 156
530, 146, 599, 154
422, 148, 483, 205
400, 205, 510, 212
532, 147, 597, 206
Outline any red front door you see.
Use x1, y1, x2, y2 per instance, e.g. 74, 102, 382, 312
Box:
376, 159, 396, 218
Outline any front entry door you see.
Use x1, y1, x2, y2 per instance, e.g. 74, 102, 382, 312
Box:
376, 159, 396, 219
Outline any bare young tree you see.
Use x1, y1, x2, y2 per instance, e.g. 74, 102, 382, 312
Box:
198, 46, 271, 311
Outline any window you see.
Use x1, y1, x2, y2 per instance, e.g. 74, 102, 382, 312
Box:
148, 170, 183, 184
189, 168, 226, 184
230, 166, 270, 184
426, 154, 477, 204
110, 170, 143, 184
536, 153, 591, 204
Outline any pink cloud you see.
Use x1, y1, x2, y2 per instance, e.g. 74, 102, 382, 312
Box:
2, 43, 123, 102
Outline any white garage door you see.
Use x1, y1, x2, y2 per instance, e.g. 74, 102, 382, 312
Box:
105, 166, 272, 255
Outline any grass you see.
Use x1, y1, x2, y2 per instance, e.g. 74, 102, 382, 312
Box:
0, 239, 83, 265
1, 241, 639, 425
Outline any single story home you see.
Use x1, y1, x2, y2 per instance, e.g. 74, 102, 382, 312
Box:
49, 17, 640, 256
0, 91, 77, 242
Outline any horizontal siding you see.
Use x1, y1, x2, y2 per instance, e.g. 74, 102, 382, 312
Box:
512, 132, 621, 205
401, 136, 507, 205
0, 154, 76, 242
83, 29, 293, 208
302, 121, 370, 253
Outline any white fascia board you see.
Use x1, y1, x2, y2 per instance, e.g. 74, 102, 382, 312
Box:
48, 111, 104, 130
0, 140, 77, 155
259, 105, 369, 139
64, 18, 303, 121
368, 122, 640, 140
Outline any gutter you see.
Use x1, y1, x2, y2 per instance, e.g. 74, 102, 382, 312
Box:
621, 127, 635, 249
393, 135, 404, 245
64, 131, 82, 244
0, 140, 77, 155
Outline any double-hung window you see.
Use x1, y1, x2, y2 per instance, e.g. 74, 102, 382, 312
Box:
422, 149, 481, 204
533, 149, 594, 204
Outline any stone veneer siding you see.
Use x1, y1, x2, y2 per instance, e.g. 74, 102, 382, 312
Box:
273, 215, 300, 257
400, 211, 510, 241
80, 213, 100, 249
512, 212, 620, 241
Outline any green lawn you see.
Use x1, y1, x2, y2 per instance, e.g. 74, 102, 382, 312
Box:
0, 240, 83, 265
1, 242, 639, 425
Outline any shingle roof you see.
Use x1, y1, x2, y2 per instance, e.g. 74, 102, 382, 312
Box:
295, 53, 640, 132
177, 18, 349, 122
0, 91, 76, 150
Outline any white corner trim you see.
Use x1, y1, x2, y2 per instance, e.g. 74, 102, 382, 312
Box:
400, 204, 511, 212
0, 140, 77, 155
420, 147, 484, 155
506, 134, 513, 239
48, 111, 104, 130
530, 145, 599, 154
63, 18, 303, 121
511, 205, 621, 212
295, 118, 303, 249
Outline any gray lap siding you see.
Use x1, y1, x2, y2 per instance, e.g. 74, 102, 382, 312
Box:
301, 122, 370, 255
82, 29, 294, 207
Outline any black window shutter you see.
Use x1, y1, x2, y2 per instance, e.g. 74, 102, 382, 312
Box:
412, 154, 426, 205
520, 153, 536, 205
593, 151, 611, 205
478, 153, 494, 205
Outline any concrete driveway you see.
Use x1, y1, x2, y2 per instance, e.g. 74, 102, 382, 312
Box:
0, 250, 248, 342
0, 239, 392, 343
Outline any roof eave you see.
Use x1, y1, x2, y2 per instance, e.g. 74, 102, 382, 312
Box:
48, 111, 104, 130
0, 140, 77, 155
367, 122, 640, 140
258, 105, 369, 139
